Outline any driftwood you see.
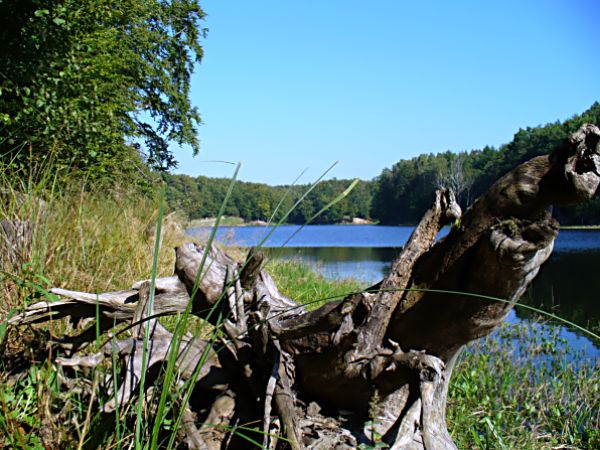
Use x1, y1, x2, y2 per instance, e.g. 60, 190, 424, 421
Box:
9, 124, 600, 449
0, 190, 46, 271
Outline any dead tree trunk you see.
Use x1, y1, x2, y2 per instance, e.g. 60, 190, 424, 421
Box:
9, 124, 600, 449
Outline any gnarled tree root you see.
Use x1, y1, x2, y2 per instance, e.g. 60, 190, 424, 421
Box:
8, 124, 600, 449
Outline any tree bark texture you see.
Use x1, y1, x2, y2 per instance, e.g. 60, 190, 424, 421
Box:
9, 124, 600, 449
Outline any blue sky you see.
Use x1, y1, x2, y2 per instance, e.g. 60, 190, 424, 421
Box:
172, 0, 600, 185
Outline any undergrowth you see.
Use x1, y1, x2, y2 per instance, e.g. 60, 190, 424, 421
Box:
448, 320, 599, 449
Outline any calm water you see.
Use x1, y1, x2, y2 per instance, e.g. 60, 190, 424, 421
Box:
187, 225, 600, 357
188, 224, 433, 248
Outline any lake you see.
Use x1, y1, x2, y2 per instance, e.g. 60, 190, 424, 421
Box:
187, 224, 600, 359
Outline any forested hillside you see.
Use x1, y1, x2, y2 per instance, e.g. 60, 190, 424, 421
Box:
371, 102, 600, 225
165, 175, 374, 224
167, 102, 600, 225
2, 3, 597, 227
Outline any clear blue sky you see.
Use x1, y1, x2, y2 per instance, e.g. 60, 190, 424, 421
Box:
172, 0, 600, 185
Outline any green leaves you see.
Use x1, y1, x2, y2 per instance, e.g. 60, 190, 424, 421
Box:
1, 0, 206, 179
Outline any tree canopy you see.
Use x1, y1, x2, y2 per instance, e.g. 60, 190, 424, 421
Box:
0, 0, 205, 177
165, 175, 374, 224
370, 102, 600, 225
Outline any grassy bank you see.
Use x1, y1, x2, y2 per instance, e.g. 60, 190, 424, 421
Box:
448, 322, 599, 449
0, 176, 181, 447
0, 182, 598, 449
0, 186, 186, 320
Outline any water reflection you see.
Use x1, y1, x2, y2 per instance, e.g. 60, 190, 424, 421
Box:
266, 247, 398, 283
266, 246, 600, 338
519, 250, 600, 334
188, 224, 445, 248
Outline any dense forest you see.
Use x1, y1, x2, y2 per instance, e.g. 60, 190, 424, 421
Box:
372, 102, 600, 225
167, 102, 600, 225
165, 175, 374, 224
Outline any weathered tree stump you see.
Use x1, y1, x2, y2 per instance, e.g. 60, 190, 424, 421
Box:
0, 219, 31, 271
9, 124, 600, 449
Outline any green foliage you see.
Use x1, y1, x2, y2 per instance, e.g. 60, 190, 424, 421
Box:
371, 102, 600, 225
165, 174, 375, 224
0, 171, 185, 318
0, 0, 205, 177
448, 321, 599, 449
0, 338, 72, 450
371, 152, 448, 224
165, 103, 600, 227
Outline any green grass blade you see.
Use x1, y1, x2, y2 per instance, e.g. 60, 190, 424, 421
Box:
226, 430, 264, 448
165, 312, 226, 450
240, 163, 338, 272
134, 182, 166, 449
191, 162, 242, 295
150, 163, 241, 450
0, 404, 16, 449
264, 168, 307, 226
289, 286, 600, 342
246, 161, 338, 255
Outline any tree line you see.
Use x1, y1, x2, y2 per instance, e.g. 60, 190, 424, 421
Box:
165, 175, 374, 225
371, 102, 600, 225
167, 102, 600, 225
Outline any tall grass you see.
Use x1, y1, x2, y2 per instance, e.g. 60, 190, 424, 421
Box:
0, 176, 186, 320
0, 168, 186, 448
0, 161, 361, 448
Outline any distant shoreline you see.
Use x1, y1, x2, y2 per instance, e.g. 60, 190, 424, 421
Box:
559, 225, 600, 230
187, 216, 378, 228
187, 217, 600, 230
